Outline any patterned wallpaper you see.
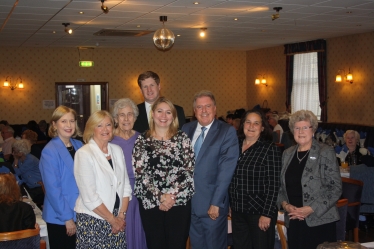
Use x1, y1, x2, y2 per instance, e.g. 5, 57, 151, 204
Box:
0, 48, 247, 124
246, 31, 374, 126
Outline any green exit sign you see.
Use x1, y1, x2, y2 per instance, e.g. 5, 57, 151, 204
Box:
79, 61, 94, 67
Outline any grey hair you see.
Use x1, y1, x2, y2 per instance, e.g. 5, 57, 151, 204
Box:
343, 130, 360, 141
289, 110, 318, 134
12, 139, 31, 155
5, 125, 14, 134
112, 98, 139, 118
193, 90, 216, 108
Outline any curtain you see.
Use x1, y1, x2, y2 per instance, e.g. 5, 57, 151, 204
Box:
285, 55, 294, 113
284, 39, 327, 121
291, 53, 321, 119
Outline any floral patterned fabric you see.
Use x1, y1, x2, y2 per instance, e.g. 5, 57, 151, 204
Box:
133, 130, 195, 210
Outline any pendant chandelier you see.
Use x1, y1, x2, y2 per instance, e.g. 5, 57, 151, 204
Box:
153, 16, 175, 51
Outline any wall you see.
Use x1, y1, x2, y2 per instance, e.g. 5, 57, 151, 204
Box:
0, 48, 247, 124
246, 31, 374, 126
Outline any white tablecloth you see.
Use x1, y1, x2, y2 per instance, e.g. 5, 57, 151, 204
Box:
23, 197, 49, 249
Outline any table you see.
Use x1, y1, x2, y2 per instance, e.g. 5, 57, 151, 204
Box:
23, 198, 50, 249
361, 242, 374, 248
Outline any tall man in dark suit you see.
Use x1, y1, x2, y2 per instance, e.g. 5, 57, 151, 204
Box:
133, 71, 186, 133
182, 90, 239, 249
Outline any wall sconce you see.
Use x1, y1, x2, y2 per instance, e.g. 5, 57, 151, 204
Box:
3, 77, 24, 90
255, 74, 267, 86
62, 23, 72, 34
336, 68, 353, 84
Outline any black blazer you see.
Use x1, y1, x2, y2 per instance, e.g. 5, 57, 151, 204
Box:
0, 201, 36, 232
133, 102, 186, 133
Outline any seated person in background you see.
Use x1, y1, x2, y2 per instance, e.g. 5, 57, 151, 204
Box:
0, 173, 36, 232
344, 130, 362, 165
226, 114, 234, 125
27, 120, 48, 145
38, 120, 51, 142
233, 118, 241, 132
22, 129, 42, 160
12, 139, 44, 209
1, 125, 16, 162
268, 114, 283, 143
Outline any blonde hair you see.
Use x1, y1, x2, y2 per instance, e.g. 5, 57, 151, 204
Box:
49, 106, 82, 138
146, 97, 178, 139
83, 110, 114, 143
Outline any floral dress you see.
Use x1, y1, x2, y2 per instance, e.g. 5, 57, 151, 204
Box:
133, 130, 195, 209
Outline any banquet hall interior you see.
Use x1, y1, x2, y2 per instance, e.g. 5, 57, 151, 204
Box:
1, 0, 374, 247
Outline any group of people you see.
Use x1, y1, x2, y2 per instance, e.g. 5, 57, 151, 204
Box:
0, 70, 344, 249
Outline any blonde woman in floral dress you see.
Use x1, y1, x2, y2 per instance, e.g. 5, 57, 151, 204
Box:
133, 97, 195, 249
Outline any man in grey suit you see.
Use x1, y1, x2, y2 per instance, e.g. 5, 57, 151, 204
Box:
133, 71, 185, 133
182, 90, 239, 249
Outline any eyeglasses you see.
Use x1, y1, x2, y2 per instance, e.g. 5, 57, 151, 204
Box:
293, 126, 313, 132
117, 113, 134, 119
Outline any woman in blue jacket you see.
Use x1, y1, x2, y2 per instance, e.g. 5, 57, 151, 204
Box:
39, 106, 83, 249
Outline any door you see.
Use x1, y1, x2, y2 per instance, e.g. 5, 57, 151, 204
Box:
55, 82, 109, 132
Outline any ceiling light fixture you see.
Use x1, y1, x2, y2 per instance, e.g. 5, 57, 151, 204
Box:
200, 28, 207, 37
62, 23, 72, 34
153, 16, 175, 51
272, 7, 282, 21
101, 0, 109, 14
194, 2, 199, 5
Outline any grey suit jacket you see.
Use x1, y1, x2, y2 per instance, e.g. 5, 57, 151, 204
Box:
182, 119, 239, 217
278, 139, 342, 227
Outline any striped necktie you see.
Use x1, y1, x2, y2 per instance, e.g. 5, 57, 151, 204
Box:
194, 127, 206, 158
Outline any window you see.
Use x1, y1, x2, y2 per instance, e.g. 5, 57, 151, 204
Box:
291, 52, 321, 120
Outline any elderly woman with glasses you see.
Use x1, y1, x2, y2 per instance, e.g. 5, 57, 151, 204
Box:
277, 110, 342, 249
111, 98, 147, 249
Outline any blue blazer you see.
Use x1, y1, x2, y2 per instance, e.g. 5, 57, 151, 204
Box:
182, 119, 239, 217
39, 137, 83, 225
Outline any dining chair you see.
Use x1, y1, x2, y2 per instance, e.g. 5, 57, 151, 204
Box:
336, 198, 348, 241
276, 220, 288, 249
0, 228, 45, 249
341, 177, 363, 242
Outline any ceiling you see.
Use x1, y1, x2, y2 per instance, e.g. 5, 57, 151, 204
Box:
1, 0, 374, 51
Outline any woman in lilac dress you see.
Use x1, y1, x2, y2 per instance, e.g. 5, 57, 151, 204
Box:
111, 98, 147, 249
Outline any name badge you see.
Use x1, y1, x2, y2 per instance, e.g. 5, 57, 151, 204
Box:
310, 156, 316, 160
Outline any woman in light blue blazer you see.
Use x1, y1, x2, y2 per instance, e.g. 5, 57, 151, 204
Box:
39, 106, 83, 249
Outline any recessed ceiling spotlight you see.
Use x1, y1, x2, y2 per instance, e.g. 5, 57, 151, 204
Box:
234, 18, 238, 21
346, 11, 352, 14
177, 34, 181, 37
356, 24, 362, 26
200, 28, 207, 37
194, 2, 199, 5
53, 31, 56, 34
79, 11, 84, 14
137, 25, 141, 28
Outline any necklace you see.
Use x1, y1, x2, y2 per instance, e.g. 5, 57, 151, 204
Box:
102, 146, 111, 157
297, 149, 310, 163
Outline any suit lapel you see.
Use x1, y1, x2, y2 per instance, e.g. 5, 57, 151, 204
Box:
53, 137, 74, 171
